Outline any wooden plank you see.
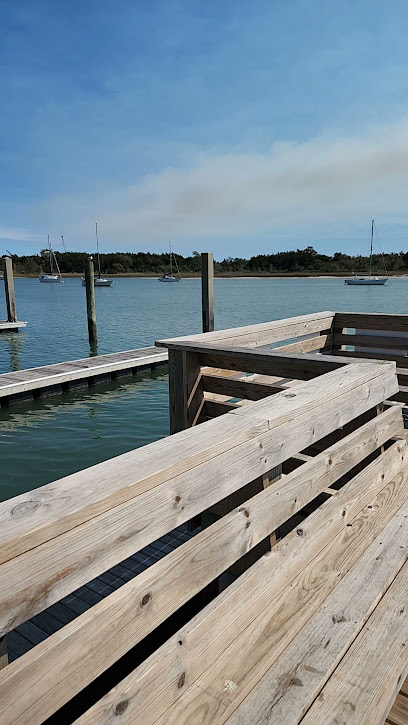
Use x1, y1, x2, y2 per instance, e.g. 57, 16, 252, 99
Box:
334, 332, 408, 350
81, 452, 408, 725
0, 370, 399, 637
274, 334, 331, 354
332, 348, 408, 366
204, 397, 243, 417
156, 311, 335, 349
400, 677, 408, 697
300, 561, 408, 725
10, 439, 402, 725
160, 340, 373, 379
0, 362, 393, 569
0, 412, 269, 567
176, 488, 408, 725
226, 499, 408, 725
335, 312, 408, 332
0, 347, 168, 399
386, 693, 408, 725
202, 374, 286, 400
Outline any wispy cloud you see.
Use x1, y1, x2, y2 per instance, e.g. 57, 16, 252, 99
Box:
41, 117, 408, 253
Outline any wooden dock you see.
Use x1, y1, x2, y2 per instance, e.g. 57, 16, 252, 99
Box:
0, 346, 168, 405
0, 320, 26, 333
0, 357, 407, 723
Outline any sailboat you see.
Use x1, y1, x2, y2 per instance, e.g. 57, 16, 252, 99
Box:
158, 242, 181, 282
40, 236, 63, 282
81, 223, 113, 287
345, 220, 388, 285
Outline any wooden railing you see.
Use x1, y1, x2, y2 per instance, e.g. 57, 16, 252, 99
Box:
0, 362, 404, 723
157, 311, 408, 431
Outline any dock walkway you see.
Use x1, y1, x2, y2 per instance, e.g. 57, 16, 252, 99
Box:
0, 346, 168, 405
0, 320, 26, 333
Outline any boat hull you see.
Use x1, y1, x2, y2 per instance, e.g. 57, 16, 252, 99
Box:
158, 276, 181, 282
40, 275, 63, 283
345, 277, 388, 285
81, 277, 113, 287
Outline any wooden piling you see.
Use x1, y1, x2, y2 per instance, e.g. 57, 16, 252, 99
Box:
84, 256, 97, 345
201, 252, 214, 333
2, 257, 17, 323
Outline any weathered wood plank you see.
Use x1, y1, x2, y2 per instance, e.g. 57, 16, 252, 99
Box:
335, 312, 408, 332
274, 334, 331, 354
0, 370, 398, 638
0, 414, 269, 567
386, 692, 408, 725
226, 496, 408, 725
334, 332, 408, 350
156, 311, 335, 349
301, 560, 408, 725
332, 348, 408, 366
201, 373, 286, 400
0, 347, 168, 400
160, 340, 373, 379
81, 453, 408, 725
0, 363, 393, 569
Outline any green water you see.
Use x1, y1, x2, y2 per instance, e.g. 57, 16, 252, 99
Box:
1, 276, 407, 500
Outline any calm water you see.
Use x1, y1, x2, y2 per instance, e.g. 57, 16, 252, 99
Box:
0, 276, 406, 500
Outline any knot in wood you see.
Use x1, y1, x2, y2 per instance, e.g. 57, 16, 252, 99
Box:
178, 672, 186, 689
141, 592, 151, 607
114, 700, 129, 715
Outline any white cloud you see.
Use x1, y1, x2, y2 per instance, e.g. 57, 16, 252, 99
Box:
11, 117, 408, 253
93, 118, 408, 244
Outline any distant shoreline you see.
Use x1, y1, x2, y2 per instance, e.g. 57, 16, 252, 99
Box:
12, 272, 408, 279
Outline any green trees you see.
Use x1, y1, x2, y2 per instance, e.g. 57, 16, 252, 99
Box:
8, 247, 405, 275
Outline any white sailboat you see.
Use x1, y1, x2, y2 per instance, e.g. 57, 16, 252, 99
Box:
81, 223, 113, 287
345, 221, 388, 285
40, 236, 63, 282
158, 242, 181, 282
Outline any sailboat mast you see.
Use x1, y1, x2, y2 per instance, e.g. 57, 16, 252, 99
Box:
48, 235, 54, 275
369, 219, 374, 277
96, 223, 101, 279
169, 241, 173, 277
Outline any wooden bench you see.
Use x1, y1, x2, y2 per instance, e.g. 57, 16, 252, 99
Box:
0, 360, 407, 723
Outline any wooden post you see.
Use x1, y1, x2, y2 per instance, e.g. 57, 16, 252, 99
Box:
84, 257, 97, 345
168, 349, 203, 434
2, 256, 17, 323
201, 252, 214, 333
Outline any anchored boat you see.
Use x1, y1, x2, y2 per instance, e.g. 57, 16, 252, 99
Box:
81, 223, 113, 287
158, 242, 181, 282
40, 236, 63, 282
345, 220, 388, 285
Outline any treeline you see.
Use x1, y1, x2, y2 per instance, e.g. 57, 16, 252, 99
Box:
8, 246, 407, 275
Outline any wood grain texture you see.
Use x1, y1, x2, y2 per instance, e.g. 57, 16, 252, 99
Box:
334, 332, 408, 350
227, 492, 408, 725
335, 312, 408, 332
386, 692, 408, 725
273, 334, 331, 354
74, 442, 407, 725
160, 340, 376, 379
332, 348, 408, 367
0, 362, 394, 571
0, 371, 399, 637
156, 311, 335, 349
201, 374, 286, 400
301, 560, 408, 725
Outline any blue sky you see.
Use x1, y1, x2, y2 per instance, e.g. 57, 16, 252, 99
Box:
1, 0, 408, 258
